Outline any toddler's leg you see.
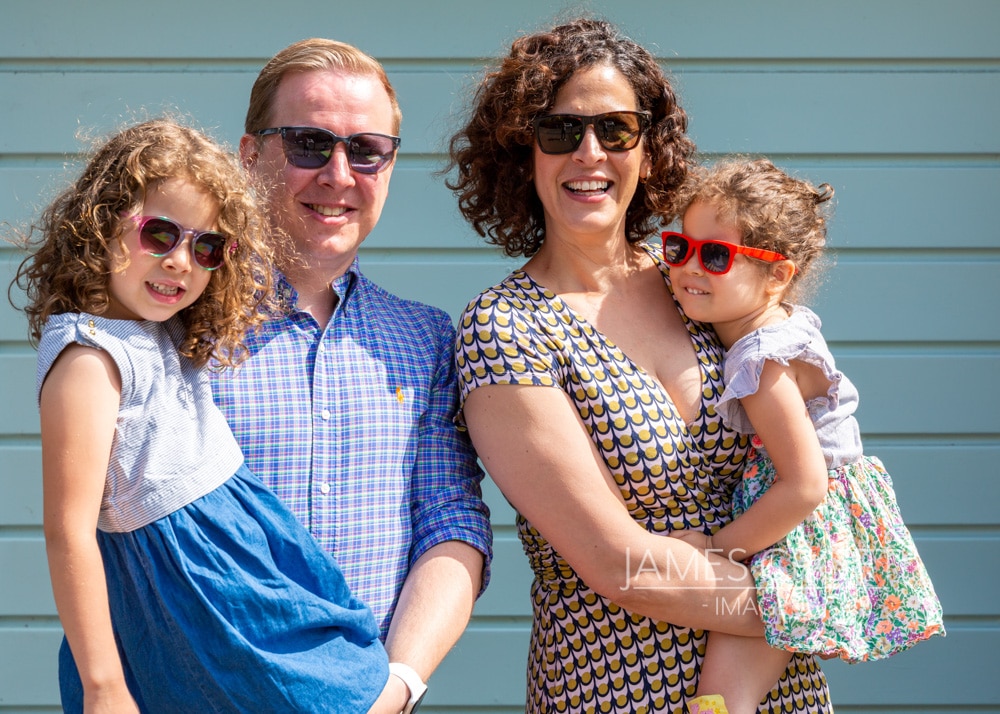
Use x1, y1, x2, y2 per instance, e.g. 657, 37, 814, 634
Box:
691, 631, 792, 714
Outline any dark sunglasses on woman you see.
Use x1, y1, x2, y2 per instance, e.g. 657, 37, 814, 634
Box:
255, 126, 400, 174
661, 231, 789, 275
131, 215, 229, 271
534, 111, 652, 154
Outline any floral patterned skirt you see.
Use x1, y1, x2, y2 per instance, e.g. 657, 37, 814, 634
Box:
734, 454, 945, 663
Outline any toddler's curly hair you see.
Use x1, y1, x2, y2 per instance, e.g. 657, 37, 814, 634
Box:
675, 157, 834, 301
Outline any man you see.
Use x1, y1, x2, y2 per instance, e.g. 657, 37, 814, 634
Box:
212, 38, 492, 714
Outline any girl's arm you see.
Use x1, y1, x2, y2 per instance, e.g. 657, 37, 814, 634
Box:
707, 359, 830, 560
40, 345, 139, 712
464, 383, 765, 636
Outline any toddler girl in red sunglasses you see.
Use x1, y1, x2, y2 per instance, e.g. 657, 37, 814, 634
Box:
10, 119, 387, 712
664, 158, 944, 714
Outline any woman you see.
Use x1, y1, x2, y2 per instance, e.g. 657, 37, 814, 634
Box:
446, 18, 833, 714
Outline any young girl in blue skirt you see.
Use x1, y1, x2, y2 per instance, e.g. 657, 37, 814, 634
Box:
12, 119, 388, 713
664, 158, 944, 714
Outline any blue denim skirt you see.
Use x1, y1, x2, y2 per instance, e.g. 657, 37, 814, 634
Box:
58, 464, 388, 713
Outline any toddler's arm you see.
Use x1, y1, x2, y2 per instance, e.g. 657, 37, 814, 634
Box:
710, 358, 829, 560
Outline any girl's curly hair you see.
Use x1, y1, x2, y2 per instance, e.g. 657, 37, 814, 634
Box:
674, 157, 835, 302
9, 119, 277, 367
444, 17, 696, 258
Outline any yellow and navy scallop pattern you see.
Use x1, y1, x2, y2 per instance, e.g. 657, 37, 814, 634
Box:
456, 252, 832, 713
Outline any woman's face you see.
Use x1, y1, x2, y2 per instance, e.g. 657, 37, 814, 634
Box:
531, 64, 651, 247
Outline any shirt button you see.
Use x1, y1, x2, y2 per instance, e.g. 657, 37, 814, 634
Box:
320, 483, 331, 494
321, 408, 331, 421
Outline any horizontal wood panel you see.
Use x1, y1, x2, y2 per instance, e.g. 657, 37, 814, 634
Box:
2, 348, 997, 437
0, 355, 38, 434
3, 1, 998, 60
0, 445, 42, 527
5, 166, 999, 251
0, 539, 54, 614
0, 628, 60, 706
873, 445, 1000, 526
680, 72, 1000, 155
0, 624, 993, 708
1, 71, 998, 157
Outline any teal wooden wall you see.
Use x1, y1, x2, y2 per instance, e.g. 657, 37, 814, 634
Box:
2, 1, 998, 711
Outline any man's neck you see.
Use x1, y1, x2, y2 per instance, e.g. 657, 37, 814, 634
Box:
284, 266, 349, 328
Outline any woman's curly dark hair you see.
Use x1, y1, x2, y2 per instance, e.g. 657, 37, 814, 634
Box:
9, 119, 277, 367
445, 17, 696, 258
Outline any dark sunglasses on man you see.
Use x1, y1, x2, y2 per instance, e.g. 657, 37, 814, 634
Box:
256, 126, 401, 174
533, 111, 652, 154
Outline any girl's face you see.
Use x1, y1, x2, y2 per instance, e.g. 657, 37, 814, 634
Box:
531, 64, 652, 248
105, 178, 218, 322
670, 200, 785, 347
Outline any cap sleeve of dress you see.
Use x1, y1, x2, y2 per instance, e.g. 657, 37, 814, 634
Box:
455, 274, 565, 419
36, 313, 144, 408
716, 306, 837, 433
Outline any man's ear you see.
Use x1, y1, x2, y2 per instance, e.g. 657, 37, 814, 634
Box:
239, 134, 259, 170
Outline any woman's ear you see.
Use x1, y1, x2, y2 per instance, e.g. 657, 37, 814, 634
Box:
640, 153, 653, 182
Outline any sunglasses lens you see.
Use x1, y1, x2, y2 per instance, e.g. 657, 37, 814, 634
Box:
662, 235, 690, 265
700, 242, 733, 274
535, 115, 583, 154
192, 233, 227, 270
595, 113, 644, 151
347, 134, 398, 174
139, 218, 181, 256
280, 128, 333, 169
536, 112, 647, 154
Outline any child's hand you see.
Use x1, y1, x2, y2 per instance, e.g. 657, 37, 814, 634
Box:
669, 529, 714, 554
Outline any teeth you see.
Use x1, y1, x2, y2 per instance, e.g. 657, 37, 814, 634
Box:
686, 287, 708, 295
310, 204, 347, 217
565, 180, 608, 192
150, 283, 179, 296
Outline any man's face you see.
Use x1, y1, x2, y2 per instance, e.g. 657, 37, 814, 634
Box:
242, 69, 397, 278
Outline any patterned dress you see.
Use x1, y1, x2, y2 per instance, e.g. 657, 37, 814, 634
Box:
455, 246, 833, 714
719, 305, 945, 662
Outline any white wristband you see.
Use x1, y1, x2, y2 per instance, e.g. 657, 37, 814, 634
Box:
389, 662, 427, 714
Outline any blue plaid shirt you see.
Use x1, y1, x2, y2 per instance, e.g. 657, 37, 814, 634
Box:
212, 260, 492, 636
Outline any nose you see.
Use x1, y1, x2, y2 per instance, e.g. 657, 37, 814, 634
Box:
317, 142, 357, 187
161, 235, 194, 273
573, 126, 607, 162
677, 250, 704, 276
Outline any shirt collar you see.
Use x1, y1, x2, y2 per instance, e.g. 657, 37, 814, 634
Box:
275, 257, 361, 315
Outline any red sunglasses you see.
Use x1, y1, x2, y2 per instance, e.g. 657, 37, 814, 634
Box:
661, 231, 789, 275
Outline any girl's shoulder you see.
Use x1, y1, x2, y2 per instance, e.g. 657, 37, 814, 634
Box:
37, 314, 178, 406
728, 304, 828, 367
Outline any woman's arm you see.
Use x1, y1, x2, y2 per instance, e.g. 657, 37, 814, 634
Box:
464, 383, 764, 636
40, 345, 139, 712
707, 359, 830, 560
